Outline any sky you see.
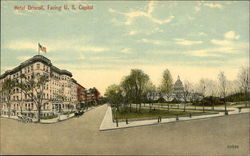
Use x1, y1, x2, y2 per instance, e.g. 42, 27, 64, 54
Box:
1, 1, 249, 94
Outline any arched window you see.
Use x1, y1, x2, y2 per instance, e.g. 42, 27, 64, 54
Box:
37, 64, 40, 70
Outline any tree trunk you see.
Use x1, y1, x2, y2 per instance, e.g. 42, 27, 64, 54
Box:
224, 99, 227, 112
184, 103, 186, 112
212, 98, 214, 110
37, 106, 41, 123
7, 103, 11, 118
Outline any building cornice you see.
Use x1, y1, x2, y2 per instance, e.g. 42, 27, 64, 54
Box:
0, 55, 72, 79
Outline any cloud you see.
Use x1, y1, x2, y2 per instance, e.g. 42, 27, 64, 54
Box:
5, 38, 109, 53
198, 32, 207, 36
188, 40, 248, 57
109, 1, 175, 25
211, 39, 232, 46
188, 32, 207, 37
194, 6, 201, 12
17, 56, 32, 61
128, 31, 139, 36
125, 27, 163, 36
6, 40, 37, 51
79, 54, 85, 60
121, 48, 133, 54
203, 3, 223, 8
224, 31, 240, 40
139, 38, 168, 45
79, 47, 108, 52
187, 48, 235, 57
174, 39, 203, 45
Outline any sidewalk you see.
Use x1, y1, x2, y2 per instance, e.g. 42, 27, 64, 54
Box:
99, 105, 249, 131
40, 113, 75, 124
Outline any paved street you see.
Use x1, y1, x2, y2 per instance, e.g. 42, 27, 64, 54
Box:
0, 104, 249, 155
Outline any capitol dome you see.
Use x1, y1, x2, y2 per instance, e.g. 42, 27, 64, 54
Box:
173, 76, 184, 94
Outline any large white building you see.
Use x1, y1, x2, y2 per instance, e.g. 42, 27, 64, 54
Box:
147, 76, 203, 102
0, 55, 78, 120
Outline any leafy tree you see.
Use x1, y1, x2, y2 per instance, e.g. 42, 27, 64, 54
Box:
120, 75, 134, 112
159, 69, 173, 93
1, 79, 16, 117
128, 69, 150, 112
17, 73, 49, 122
159, 69, 173, 110
104, 84, 123, 111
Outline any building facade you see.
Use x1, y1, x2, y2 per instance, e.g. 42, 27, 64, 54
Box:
77, 82, 87, 103
86, 87, 100, 103
0, 55, 79, 120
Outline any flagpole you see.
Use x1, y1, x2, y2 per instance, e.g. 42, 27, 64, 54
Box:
38, 43, 40, 55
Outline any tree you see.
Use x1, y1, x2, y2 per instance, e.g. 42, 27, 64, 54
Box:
128, 69, 150, 112
159, 69, 173, 110
17, 73, 49, 122
237, 66, 249, 106
159, 69, 173, 93
104, 84, 123, 111
143, 81, 156, 110
218, 71, 228, 114
183, 81, 192, 112
205, 80, 218, 110
1, 79, 16, 118
198, 79, 206, 112
120, 75, 134, 112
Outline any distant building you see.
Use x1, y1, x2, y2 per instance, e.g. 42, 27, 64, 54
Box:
173, 75, 184, 99
76, 82, 87, 103
86, 87, 100, 103
147, 76, 202, 102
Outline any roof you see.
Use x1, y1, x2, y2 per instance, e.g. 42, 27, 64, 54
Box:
0, 55, 72, 79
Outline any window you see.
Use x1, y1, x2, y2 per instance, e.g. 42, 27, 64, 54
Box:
37, 64, 40, 70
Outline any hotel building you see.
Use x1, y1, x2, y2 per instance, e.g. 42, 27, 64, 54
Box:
0, 55, 80, 119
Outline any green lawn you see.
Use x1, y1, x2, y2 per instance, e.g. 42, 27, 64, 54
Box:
112, 107, 218, 121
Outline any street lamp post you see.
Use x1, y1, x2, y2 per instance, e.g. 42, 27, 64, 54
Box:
203, 86, 206, 113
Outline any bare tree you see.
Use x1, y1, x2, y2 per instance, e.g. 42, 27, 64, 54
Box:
238, 66, 249, 106
205, 80, 218, 110
218, 71, 228, 114
183, 80, 192, 112
198, 79, 206, 112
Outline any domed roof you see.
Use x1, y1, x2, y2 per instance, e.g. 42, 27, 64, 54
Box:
174, 76, 183, 86
174, 75, 184, 91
